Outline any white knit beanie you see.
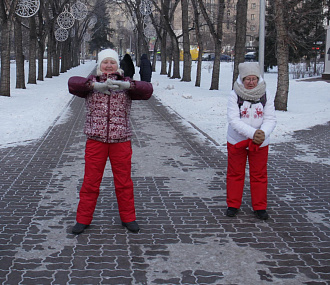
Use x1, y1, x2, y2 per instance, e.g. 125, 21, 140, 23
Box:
239, 62, 261, 81
97, 49, 119, 75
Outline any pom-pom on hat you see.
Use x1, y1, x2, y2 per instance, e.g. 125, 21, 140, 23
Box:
238, 62, 261, 81
97, 49, 119, 75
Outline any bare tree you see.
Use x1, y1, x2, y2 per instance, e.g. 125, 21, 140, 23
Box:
14, 15, 26, 89
150, 0, 181, 79
273, 0, 289, 111
0, 0, 19, 96
118, 0, 149, 62
197, 0, 225, 90
149, 12, 168, 74
36, 3, 49, 81
191, 0, 203, 87
181, 0, 191, 82
232, 0, 247, 87
28, 16, 37, 84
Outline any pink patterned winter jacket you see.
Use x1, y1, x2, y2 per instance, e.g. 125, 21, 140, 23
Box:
68, 73, 153, 143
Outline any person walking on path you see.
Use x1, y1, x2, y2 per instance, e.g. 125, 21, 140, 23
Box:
68, 49, 153, 235
139, 54, 152, 82
120, 54, 135, 79
226, 62, 276, 220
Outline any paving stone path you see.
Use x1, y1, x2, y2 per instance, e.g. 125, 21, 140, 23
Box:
0, 79, 329, 284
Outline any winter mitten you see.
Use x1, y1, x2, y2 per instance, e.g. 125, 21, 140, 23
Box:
107, 79, 131, 90
253, 129, 265, 145
105, 79, 119, 90
93, 82, 111, 95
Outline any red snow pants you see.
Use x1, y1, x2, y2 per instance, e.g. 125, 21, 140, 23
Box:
226, 142, 269, 210
76, 139, 136, 225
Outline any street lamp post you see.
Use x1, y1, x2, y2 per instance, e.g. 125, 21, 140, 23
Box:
322, 26, 330, 80
119, 38, 123, 61
259, 0, 266, 77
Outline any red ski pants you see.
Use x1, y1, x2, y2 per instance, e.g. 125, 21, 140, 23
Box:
76, 139, 136, 225
226, 142, 269, 210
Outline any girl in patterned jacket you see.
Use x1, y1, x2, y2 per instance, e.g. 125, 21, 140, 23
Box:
226, 62, 276, 220
68, 49, 153, 234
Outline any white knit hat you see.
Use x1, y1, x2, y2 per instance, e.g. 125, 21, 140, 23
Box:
97, 49, 119, 75
239, 62, 261, 81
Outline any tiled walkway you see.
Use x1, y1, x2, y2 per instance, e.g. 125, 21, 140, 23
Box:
0, 83, 329, 284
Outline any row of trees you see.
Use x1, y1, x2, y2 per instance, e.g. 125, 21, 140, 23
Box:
0, 0, 111, 97
266, 0, 327, 110
113, 0, 328, 111
1, 0, 329, 111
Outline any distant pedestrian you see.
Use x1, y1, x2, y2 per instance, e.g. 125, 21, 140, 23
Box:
68, 48, 153, 235
120, 54, 135, 79
226, 62, 276, 220
139, 54, 152, 82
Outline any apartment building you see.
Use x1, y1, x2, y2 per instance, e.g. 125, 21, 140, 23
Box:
199, 0, 261, 54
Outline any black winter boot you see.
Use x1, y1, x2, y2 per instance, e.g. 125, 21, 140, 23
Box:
254, 210, 269, 220
122, 221, 140, 233
72, 222, 89, 235
226, 207, 239, 217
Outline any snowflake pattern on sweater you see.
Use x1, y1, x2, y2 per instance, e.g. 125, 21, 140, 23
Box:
240, 105, 264, 119
240, 107, 249, 118
254, 107, 263, 118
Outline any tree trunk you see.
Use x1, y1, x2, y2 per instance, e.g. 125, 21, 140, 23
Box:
170, 35, 181, 79
167, 41, 173, 77
160, 30, 168, 75
37, 8, 45, 81
0, 0, 19, 96
28, 16, 37, 84
0, 20, 11, 96
197, 0, 225, 90
273, 0, 289, 111
60, 42, 68, 73
152, 39, 158, 72
37, 40, 44, 81
181, 0, 191, 82
136, 15, 149, 60
153, 0, 180, 78
210, 0, 225, 90
46, 31, 53, 78
14, 16, 26, 89
232, 0, 248, 87
53, 40, 60, 76
211, 42, 222, 90
191, 0, 202, 87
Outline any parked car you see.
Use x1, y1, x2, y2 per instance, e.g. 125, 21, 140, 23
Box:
220, 54, 231, 61
245, 52, 256, 61
202, 53, 215, 61
202, 53, 231, 61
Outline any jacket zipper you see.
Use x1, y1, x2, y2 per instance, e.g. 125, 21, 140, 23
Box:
107, 89, 111, 142
249, 103, 253, 125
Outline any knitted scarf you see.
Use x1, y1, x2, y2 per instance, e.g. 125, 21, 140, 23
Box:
233, 80, 266, 101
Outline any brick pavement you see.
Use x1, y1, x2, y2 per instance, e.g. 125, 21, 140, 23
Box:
0, 79, 329, 284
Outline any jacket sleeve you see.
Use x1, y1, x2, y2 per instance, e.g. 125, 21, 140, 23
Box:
260, 91, 277, 139
128, 80, 153, 100
227, 90, 257, 139
68, 76, 93, 98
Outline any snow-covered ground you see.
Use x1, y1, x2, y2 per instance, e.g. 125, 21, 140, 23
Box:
0, 60, 329, 151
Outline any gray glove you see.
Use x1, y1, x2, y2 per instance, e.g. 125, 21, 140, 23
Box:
93, 82, 111, 95
107, 79, 131, 90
